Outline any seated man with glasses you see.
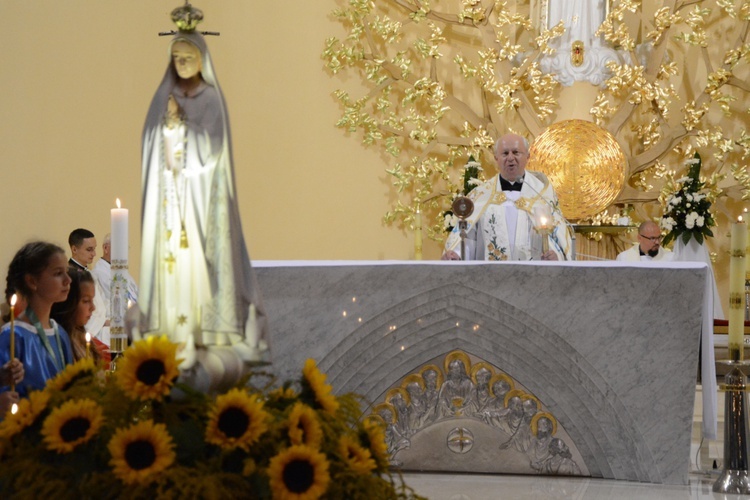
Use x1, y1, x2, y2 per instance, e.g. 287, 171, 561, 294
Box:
616, 221, 674, 262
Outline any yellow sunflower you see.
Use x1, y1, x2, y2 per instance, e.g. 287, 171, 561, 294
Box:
41, 399, 103, 453
287, 402, 323, 448
0, 390, 50, 439
45, 357, 97, 392
268, 386, 298, 401
108, 420, 176, 485
361, 419, 389, 470
301, 359, 339, 415
205, 388, 269, 451
116, 335, 181, 401
338, 435, 376, 474
268, 445, 330, 500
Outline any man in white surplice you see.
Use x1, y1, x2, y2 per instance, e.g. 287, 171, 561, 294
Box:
442, 134, 572, 261
615, 221, 674, 262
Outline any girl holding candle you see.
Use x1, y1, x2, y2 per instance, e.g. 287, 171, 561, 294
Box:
51, 269, 108, 366
0, 289, 26, 416
0, 242, 74, 397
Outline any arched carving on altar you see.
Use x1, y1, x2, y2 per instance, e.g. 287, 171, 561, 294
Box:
364, 350, 588, 476
316, 283, 666, 481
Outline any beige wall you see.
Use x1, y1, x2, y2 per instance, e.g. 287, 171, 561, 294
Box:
0, 1, 739, 315
0, 0, 426, 283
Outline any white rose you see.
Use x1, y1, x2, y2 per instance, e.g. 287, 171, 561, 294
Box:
661, 217, 675, 231
696, 216, 705, 227
686, 193, 693, 202
686, 203, 691, 208
468, 178, 482, 187
685, 218, 695, 229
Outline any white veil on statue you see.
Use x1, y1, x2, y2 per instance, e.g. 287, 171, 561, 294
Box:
140, 29, 270, 387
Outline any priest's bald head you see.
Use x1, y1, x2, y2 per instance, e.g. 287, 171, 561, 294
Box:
494, 134, 530, 183
637, 221, 663, 257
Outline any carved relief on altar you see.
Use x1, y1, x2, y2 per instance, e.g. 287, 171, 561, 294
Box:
364, 350, 587, 476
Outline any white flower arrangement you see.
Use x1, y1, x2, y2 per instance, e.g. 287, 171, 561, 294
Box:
660, 153, 716, 246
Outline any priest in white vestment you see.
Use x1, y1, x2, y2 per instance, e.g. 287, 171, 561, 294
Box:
442, 134, 573, 261
616, 221, 674, 262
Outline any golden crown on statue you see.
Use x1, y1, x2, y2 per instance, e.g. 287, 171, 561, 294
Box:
171, 2, 203, 32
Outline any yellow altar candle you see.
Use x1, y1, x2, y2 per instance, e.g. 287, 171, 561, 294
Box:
729, 216, 747, 359
745, 208, 750, 275
414, 205, 423, 261
9, 294, 16, 392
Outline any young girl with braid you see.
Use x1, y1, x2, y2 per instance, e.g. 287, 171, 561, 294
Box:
0, 242, 74, 397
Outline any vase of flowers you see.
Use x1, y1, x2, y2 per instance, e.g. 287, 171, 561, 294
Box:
0, 336, 423, 499
660, 152, 724, 318
660, 152, 716, 246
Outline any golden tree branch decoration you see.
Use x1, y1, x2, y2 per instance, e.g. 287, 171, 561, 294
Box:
323, 0, 750, 244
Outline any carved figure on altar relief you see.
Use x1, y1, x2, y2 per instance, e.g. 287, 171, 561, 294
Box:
419, 366, 441, 426
491, 391, 525, 438
544, 438, 583, 475
469, 364, 493, 416
140, 18, 269, 392
529, 414, 556, 471
403, 375, 428, 432
387, 388, 412, 437
485, 374, 513, 413
437, 356, 476, 418
375, 403, 410, 458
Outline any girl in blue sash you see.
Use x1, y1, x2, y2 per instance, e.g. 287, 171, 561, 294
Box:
0, 242, 74, 397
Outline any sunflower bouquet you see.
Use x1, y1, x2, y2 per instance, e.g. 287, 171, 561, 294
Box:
0, 336, 423, 499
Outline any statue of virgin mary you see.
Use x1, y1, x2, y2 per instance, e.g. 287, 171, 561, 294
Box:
140, 9, 269, 390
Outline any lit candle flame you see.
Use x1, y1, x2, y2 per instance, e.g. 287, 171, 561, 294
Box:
85, 332, 91, 344
116, 198, 121, 209
10, 294, 16, 307
540, 216, 548, 227
11, 403, 18, 415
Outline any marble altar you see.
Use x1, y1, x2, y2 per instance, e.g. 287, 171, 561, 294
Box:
255, 260, 715, 485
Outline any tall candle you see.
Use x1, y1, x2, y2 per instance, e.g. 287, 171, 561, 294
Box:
9, 294, 16, 392
415, 205, 423, 261
111, 198, 128, 263
110, 199, 129, 353
745, 208, 750, 274
729, 215, 747, 359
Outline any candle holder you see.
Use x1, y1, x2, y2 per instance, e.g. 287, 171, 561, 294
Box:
452, 197, 474, 260
713, 357, 750, 494
535, 226, 553, 254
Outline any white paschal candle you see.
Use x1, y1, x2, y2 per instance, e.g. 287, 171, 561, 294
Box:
111, 198, 128, 263
729, 215, 747, 359
110, 198, 129, 352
